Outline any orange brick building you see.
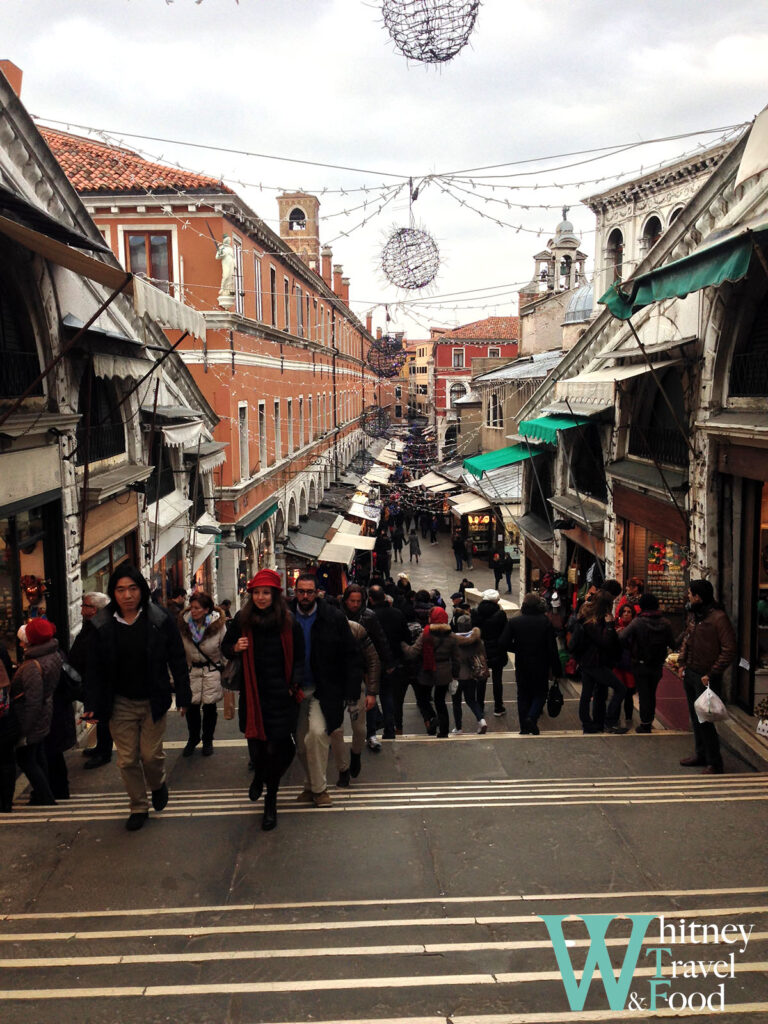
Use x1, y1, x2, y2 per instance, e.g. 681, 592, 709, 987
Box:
42, 127, 386, 597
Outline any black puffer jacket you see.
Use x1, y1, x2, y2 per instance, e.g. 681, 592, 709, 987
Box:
222, 611, 304, 740
471, 600, 509, 669
503, 608, 561, 688
86, 603, 191, 722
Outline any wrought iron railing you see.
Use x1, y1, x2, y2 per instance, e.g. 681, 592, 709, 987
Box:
628, 426, 688, 467
75, 421, 125, 465
730, 349, 768, 397
0, 350, 42, 398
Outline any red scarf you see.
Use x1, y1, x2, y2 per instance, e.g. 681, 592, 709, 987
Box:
242, 617, 302, 740
421, 625, 436, 672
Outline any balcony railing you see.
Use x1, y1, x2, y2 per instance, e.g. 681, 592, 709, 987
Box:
0, 350, 43, 398
75, 421, 126, 465
730, 349, 768, 397
628, 426, 688, 467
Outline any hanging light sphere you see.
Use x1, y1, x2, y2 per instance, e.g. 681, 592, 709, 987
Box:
362, 404, 392, 438
366, 334, 407, 378
381, 0, 481, 63
381, 227, 440, 290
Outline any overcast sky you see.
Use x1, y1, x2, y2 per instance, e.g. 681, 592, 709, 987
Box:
3, 0, 767, 337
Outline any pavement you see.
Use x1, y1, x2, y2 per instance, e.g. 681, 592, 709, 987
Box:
1, 531, 767, 1023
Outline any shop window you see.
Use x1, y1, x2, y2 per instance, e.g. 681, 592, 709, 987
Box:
0, 288, 41, 398
625, 523, 688, 626
145, 434, 176, 505
75, 367, 126, 465
729, 291, 768, 398
628, 367, 688, 466
82, 534, 134, 597
126, 231, 172, 293
569, 421, 607, 502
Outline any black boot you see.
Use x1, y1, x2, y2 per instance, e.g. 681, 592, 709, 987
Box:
262, 789, 278, 831
184, 705, 201, 757
0, 763, 16, 813
201, 703, 217, 756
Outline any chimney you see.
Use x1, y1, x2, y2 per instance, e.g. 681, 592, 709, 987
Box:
321, 246, 332, 286
0, 61, 23, 97
341, 276, 350, 304
333, 264, 343, 297
365, 313, 373, 334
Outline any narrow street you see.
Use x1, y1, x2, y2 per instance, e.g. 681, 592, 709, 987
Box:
1, 533, 767, 1023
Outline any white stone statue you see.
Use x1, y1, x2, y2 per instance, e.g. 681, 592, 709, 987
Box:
216, 234, 235, 308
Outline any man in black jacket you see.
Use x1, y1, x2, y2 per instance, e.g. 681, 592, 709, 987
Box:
368, 585, 411, 738
342, 585, 393, 749
293, 574, 361, 806
503, 594, 561, 734
83, 565, 190, 831
619, 593, 675, 733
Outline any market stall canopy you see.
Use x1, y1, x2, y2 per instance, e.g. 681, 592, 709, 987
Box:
318, 540, 356, 565
428, 481, 458, 493
598, 214, 768, 320
551, 360, 682, 409
347, 502, 380, 523
463, 443, 541, 480
132, 275, 207, 342
476, 464, 523, 503
337, 519, 362, 536
0, 182, 112, 253
449, 494, 491, 515
183, 440, 228, 473
518, 414, 589, 445
406, 471, 450, 489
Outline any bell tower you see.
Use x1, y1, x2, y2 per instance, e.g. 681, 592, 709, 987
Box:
277, 192, 321, 270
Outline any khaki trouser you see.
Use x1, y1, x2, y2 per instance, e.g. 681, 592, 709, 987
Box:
109, 696, 167, 812
295, 695, 331, 795
330, 684, 366, 773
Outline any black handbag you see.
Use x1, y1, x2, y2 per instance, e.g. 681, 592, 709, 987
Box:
220, 657, 243, 692
546, 678, 564, 718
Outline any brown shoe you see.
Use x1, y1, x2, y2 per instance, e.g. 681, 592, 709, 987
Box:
701, 765, 724, 775
313, 790, 332, 808
295, 790, 314, 803
679, 756, 707, 767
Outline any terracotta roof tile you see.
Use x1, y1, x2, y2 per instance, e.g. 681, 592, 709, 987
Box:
39, 127, 233, 196
438, 316, 519, 341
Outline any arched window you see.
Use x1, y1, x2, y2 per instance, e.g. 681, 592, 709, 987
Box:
729, 291, 768, 398
0, 287, 41, 398
641, 215, 663, 253
289, 207, 307, 231
450, 382, 466, 407
75, 367, 126, 465
607, 228, 624, 282
669, 207, 684, 226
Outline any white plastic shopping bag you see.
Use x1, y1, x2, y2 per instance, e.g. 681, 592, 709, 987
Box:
694, 684, 728, 723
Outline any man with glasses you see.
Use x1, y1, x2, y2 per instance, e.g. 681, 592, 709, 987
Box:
69, 591, 112, 769
82, 565, 190, 831
293, 573, 361, 807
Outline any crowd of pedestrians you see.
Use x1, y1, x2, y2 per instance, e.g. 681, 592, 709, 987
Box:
0, 530, 739, 833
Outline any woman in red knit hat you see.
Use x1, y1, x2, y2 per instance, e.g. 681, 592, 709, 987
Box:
13, 618, 62, 806
221, 568, 305, 830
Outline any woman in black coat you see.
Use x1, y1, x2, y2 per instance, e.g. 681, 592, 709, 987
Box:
472, 590, 508, 717
503, 594, 561, 734
222, 568, 304, 831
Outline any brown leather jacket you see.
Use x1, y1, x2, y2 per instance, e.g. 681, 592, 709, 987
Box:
678, 606, 736, 681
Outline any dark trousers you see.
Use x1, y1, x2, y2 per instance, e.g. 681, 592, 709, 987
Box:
16, 741, 56, 804
45, 750, 70, 799
247, 736, 295, 797
392, 547, 403, 562
452, 679, 485, 730
433, 685, 449, 737
455, 555, 463, 571
94, 719, 114, 760
395, 675, 433, 731
493, 570, 504, 589
429, 528, 437, 543
517, 677, 547, 728
683, 669, 723, 771
186, 703, 217, 745
633, 661, 664, 726
0, 743, 17, 812
372, 670, 396, 738
479, 664, 504, 712
504, 571, 512, 593
579, 666, 626, 729
413, 682, 442, 731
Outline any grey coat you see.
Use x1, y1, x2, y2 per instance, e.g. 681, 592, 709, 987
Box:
14, 639, 62, 745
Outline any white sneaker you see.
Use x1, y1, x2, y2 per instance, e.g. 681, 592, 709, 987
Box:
450, 727, 463, 735
366, 736, 382, 751
477, 719, 488, 734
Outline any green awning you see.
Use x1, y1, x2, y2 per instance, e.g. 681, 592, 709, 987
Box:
241, 501, 279, 539
599, 218, 768, 320
518, 414, 589, 445
463, 444, 539, 480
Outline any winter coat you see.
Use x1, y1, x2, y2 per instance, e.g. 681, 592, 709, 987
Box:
347, 619, 381, 695
452, 535, 465, 556
370, 602, 411, 667
86, 602, 191, 723
345, 606, 394, 672
678, 605, 737, 682
222, 611, 304, 741
471, 600, 509, 668
408, 533, 421, 556
620, 611, 675, 668
568, 618, 620, 670
178, 608, 226, 705
284, 598, 362, 734
392, 528, 404, 551
453, 626, 485, 681
13, 639, 62, 745
404, 623, 459, 688
503, 609, 561, 689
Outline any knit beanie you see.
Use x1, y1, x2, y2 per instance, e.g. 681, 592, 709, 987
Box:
25, 618, 56, 645
482, 589, 500, 603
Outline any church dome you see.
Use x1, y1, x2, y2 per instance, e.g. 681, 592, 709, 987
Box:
564, 282, 594, 323
553, 206, 579, 246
